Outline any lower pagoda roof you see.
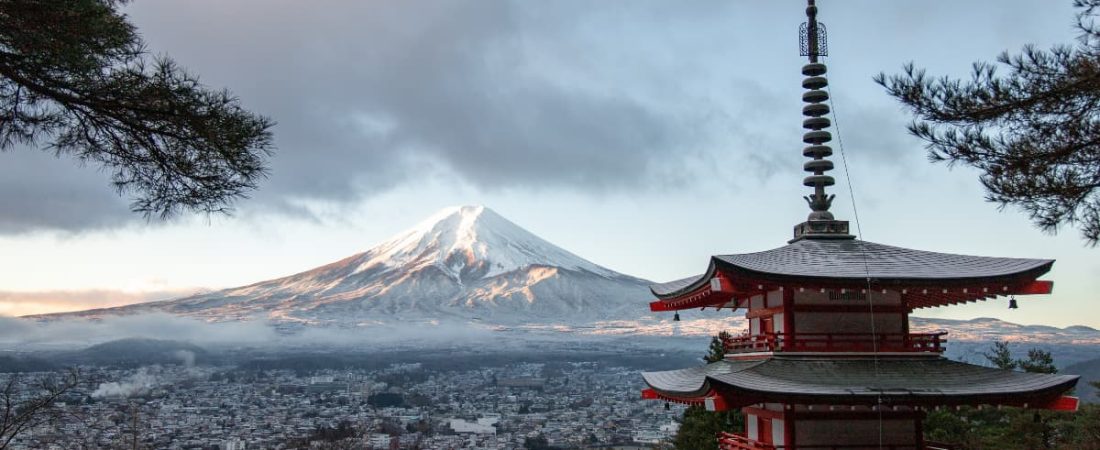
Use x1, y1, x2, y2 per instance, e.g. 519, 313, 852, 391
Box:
641, 356, 1078, 409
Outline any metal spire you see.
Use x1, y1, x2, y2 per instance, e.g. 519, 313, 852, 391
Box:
800, 0, 828, 62
791, 0, 852, 242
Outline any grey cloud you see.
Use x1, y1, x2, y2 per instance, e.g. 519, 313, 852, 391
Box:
0, 147, 133, 234
5, 1, 727, 231
8, 0, 1055, 232
835, 105, 923, 165
124, 0, 726, 210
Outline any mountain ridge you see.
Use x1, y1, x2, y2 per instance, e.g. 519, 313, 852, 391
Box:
25, 206, 1100, 358
37, 205, 653, 326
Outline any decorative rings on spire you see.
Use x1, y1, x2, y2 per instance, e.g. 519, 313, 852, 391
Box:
789, 0, 853, 242
801, 62, 836, 221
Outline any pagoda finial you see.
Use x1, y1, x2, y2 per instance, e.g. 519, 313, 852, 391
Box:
791, 0, 852, 243
800, 0, 828, 63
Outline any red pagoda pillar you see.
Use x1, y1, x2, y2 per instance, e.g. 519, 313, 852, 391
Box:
640, 2, 1079, 449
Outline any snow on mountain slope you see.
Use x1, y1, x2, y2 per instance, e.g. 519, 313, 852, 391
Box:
46, 204, 1095, 349
354, 205, 620, 281
50, 206, 653, 325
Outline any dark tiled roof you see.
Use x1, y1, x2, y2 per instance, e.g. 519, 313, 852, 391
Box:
650, 275, 704, 297
651, 239, 1053, 298
642, 356, 1078, 405
718, 239, 1052, 280
641, 360, 765, 397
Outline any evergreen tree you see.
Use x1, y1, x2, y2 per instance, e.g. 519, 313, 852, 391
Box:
672, 331, 742, 450
672, 406, 743, 450
704, 331, 731, 363
1018, 348, 1058, 374
1053, 405, 1100, 450
982, 341, 1058, 374
1, 0, 273, 219
982, 341, 1017, 370
925, 342, 1090, 450
876, 0, 1100, 244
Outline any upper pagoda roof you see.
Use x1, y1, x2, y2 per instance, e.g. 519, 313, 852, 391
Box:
651, 238, 1053, 298
641, 356, 1078, 409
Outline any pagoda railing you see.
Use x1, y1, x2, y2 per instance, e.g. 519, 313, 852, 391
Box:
717, 432, 957, 450
718, 433, 775, 450
722, 331, 946, 354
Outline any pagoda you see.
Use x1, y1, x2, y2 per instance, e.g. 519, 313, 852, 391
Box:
639, 2, 1080, 449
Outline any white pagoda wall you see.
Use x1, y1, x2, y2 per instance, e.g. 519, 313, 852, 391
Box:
749, 294, 765, 309
743, 414, 786, 446
772, 419, 785, 446
747, 291, 786, 336
746, 413, 757, 440
773, 313, 785, 333
767, 290, 783, 307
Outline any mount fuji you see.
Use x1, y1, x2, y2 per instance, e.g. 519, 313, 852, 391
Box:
51, 206, 655, 326
21, 207, 1100, 362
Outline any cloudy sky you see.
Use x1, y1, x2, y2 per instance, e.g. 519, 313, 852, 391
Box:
2, 1, 1097, 327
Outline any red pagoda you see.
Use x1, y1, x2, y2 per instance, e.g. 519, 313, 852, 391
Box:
640, 2, 1080, 449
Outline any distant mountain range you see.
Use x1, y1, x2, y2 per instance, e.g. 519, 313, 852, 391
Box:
909, 317, 1100, 368
911, 317, 1100, 345
1064, 358, 1100, 403
40, 206, 653, 326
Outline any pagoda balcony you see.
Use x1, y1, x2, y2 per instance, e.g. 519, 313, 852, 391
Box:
721, 331, 947, 354
717, 432, 957, 450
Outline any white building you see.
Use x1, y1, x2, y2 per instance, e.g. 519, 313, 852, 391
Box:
449, 418, 497, 434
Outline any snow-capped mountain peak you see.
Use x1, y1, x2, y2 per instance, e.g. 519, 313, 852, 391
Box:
48, 205, 650, 325
353, 205, 617, 282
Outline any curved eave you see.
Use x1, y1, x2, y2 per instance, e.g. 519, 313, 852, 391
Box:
650, 263, 721, 298
642, 357, 1079, 410
641, 360, 765, 404
648, 241, 1055, 311
640, 364, 713, 398
711, 239, 1055, 286
713, 380, 1078, 410
648, 263, 735, 312
712, 257, 1054, 290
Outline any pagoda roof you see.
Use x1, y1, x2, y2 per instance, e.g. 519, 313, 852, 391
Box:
652, 238, 1053, 298
641, 356, 1078, 409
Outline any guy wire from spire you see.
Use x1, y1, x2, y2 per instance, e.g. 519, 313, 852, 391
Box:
803, 1, 885, 447
828, 78, 885, 450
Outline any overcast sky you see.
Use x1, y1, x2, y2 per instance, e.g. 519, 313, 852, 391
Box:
2, 1, 1097, 327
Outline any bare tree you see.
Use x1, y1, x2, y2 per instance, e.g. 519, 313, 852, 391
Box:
0, 370, 80, 450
